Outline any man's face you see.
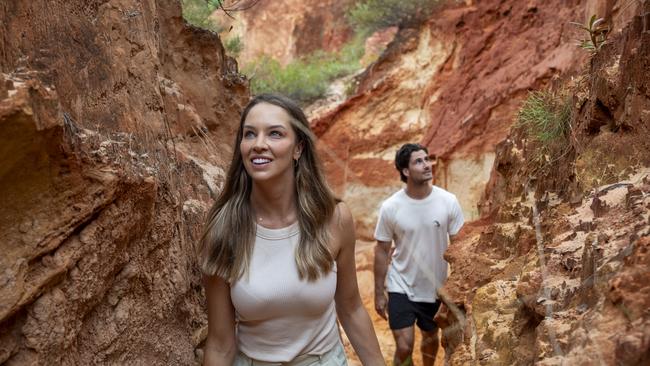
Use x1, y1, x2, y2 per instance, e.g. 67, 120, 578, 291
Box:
404, 149, 433, 184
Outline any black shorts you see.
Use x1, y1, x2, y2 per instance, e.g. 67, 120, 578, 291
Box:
387, 292, 441, 331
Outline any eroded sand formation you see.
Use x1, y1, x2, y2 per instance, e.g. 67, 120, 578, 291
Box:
0, 1, 246, 364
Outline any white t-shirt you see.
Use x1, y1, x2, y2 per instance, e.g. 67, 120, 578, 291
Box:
374, 186, 464, 302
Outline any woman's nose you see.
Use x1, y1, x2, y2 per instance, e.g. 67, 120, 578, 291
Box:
252, 134, 267, 151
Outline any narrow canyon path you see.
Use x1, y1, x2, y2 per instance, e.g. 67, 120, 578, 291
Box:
342, 241, 446, 366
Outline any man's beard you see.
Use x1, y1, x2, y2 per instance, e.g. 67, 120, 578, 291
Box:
413, 174, 432, 185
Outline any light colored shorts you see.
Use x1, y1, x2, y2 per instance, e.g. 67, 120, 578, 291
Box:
232, 342, 348, 366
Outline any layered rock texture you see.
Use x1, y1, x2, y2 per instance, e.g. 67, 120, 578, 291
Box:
310, 0, 650, 364
312, 0, 593, 240
0, 1, 246, 364
437, 3, 650, 364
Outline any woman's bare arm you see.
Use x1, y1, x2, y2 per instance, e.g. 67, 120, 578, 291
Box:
203, 274, 237, 366
333, 202, 386, 365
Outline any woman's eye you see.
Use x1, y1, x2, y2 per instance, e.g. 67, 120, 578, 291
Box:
270, 130, 283, 137
243, 131, 255, 138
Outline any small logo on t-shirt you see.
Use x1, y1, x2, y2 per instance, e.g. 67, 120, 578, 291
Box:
433, 220, 440, 227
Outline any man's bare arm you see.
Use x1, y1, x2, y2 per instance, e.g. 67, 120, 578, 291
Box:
373, 240, 391, 320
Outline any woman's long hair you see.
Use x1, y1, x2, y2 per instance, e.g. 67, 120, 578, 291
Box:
199, 94, 338, 282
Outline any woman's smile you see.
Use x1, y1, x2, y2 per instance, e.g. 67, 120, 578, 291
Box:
250, 156, 273, 166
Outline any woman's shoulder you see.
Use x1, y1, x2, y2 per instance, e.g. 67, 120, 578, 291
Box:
331, 201, 355, 239
332, 201, 353, 227
328, 201, 354, 256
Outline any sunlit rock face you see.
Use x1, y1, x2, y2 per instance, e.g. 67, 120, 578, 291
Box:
0, 1, 247, 364
439, 3, 650, 364
311, 0, 589, 239
214, 0, 355, 66
441, 175, 650, 365
306, 0, 649, 364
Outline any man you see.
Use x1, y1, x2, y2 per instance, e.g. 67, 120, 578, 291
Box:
374, 143, 464, 366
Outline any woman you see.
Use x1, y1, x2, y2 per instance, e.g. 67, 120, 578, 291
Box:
200, 94, 385, 365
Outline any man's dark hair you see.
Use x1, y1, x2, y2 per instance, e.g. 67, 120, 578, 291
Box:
395, 143, 429, 183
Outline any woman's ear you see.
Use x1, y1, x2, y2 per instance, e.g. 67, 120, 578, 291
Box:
294, 141, 304, 160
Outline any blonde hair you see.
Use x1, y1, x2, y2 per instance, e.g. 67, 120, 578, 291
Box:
199, 94, 338, 282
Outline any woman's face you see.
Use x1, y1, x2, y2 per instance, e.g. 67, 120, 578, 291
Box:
240, 102, 302, 183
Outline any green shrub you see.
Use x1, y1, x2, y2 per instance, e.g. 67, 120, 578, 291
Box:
181, 0, 224, 32
517, 90, 573, 165
338, 35, 367, 68
243, 36, 365, 104
347, 0, 439, 35
225, 36, 244, 57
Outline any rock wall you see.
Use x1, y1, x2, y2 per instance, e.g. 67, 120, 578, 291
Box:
312, 0, 591, 240
0, 0, 247, 364
0, 0, 245, 137
307, 0, 649, 363
437, 2, 650, 364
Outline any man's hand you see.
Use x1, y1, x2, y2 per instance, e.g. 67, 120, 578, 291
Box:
374, 292, 388, 320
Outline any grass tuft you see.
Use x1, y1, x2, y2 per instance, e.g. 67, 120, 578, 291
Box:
516, 90, 574, 175
517, 91, 572, 150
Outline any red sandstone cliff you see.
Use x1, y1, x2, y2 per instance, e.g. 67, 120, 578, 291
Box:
438, 3, 650, 363
312, 0, 594, 240
307, 0, 649, 364
0, 1, 247, 364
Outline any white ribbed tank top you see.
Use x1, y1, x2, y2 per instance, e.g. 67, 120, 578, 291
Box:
230, 222, 340, 362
